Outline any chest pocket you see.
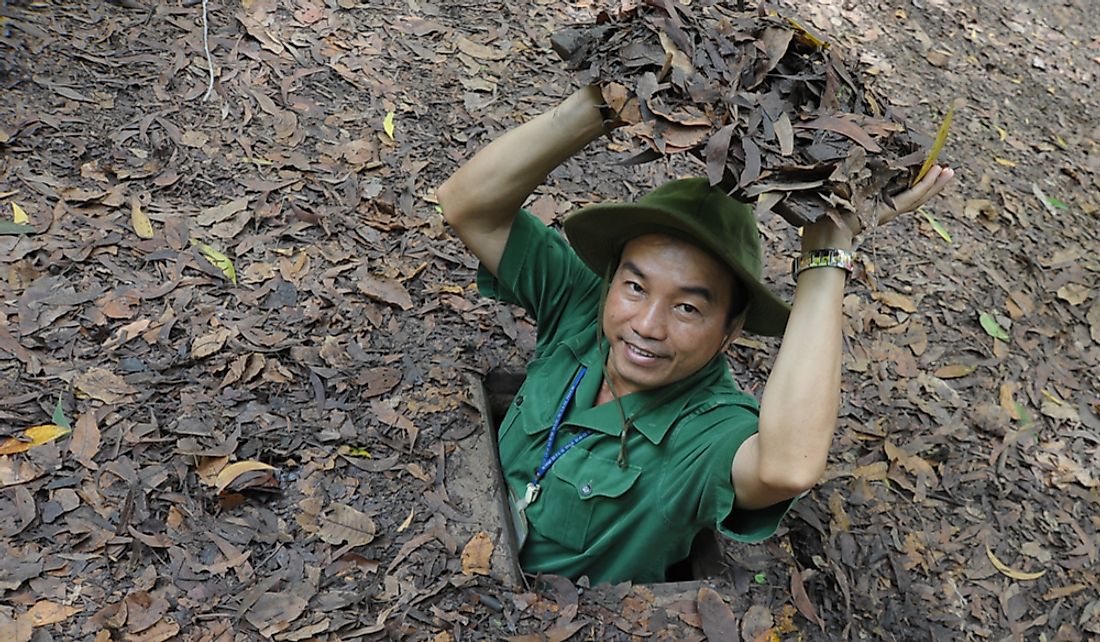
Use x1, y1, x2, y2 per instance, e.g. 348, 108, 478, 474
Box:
533, 447, 642, 553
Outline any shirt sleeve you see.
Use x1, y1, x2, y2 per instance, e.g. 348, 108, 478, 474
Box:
476, 209, 603, 355
664, 400, 794, 543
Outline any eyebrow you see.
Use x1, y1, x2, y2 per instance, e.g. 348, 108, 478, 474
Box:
621, 260, 715, 303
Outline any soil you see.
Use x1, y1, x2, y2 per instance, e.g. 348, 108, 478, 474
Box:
0, 0, 1098, 640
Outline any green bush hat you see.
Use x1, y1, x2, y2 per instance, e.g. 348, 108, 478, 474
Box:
563, 177, 791, 336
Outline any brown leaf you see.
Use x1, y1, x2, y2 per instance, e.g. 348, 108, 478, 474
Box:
461, 531, 493, 576
774, 112, 795, 156
124, 590, 169, 634
360, 367, 401, 398
506, 621, 588, 642
740, 604, 774, 642
0, 616, 31, 642
875, 291, 917, 312
24, 600, 82, 627
74, 367, 137, 404
933, 364, 976, 379
0, 458, 44, 487
191, 328, 232, 359
0, 485, 35, 537
123, 618, 180, 642
69, 410, 100, 469
318, 503, 377, 547
796, 116, 882, 153
789, 566, 825, 630
1089, 297, 1100, 344
196, 196, 250, 226
457, 36, 508, 61
357, 274, 413, 310
214, 460, 277, 494
1056, 283, 1090, 306
705, 124, 735, 186
697, 586, 738, 641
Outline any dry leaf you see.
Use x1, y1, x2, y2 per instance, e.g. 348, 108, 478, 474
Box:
11, 201, 28, 224
24, 600, 82, 627
357, 274, 413, 310
457, 36, 508, 60
460, 531, 493, 575
191, 328, 232, 359
0, 424, 71, 455
986, 546, 1046, 581
876, 291, 917, 313
131, 196, 154, 239
74, 367, 137, 404
1056, 283, 1090, 306
397, 507, 415, 533
124, 617, 180, 642
214, 460, 276, 494
318, 503, 377, 546
506, 621, 587, 642
933, 364, 976, 379
1089, 298, 1100, 344
697, 586, 739, 641
789, 566, 825, 630
740, 605, 775, 642
0, 616, 32, 642
69, 411, 100, 469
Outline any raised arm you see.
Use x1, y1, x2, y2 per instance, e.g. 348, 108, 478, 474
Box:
731, 166, 956, 509
437, 86, 609, 276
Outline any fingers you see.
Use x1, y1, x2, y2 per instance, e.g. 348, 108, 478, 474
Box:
889, 165, 955, 217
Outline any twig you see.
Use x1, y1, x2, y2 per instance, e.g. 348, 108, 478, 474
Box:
201, 0, 215, 100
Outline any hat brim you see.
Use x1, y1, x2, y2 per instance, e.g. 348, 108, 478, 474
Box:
564, 202, 791, 336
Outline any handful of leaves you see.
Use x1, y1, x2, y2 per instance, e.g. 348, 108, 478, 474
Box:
552, 1, 950, 230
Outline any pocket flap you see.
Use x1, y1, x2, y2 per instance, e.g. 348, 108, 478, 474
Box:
551, 449, 641, 500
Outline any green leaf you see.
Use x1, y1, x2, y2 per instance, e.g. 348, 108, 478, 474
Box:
753, 573, 767, 585
920, 208, 952, 244
1044, 196, 1069, 210
51, 395, 71, 430
1014, 402, 1031, 428
0, 221, 34, 235
979, 312, 1009, 341
197, 242, 237, 284
383, 111, 395, 139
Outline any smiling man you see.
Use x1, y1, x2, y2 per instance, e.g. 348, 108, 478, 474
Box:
437, 86, 953, 583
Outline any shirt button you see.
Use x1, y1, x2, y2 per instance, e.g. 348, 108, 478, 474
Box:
514, 395, 524, 407
580, 483, 592, 496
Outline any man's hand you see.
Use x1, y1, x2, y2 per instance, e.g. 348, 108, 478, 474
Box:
880, 165, 956, 225
803, 164, 955, 250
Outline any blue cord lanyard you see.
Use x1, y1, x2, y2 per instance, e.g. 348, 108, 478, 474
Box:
516, 366, 591, 510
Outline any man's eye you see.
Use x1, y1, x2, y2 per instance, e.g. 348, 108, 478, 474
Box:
678, 303, 699, 315
626, 281, 643, 293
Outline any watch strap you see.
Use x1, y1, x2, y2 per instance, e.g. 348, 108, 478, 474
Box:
792, 248, 854, 281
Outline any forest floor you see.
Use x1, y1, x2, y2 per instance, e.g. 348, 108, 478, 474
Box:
1, 0, 1098, 640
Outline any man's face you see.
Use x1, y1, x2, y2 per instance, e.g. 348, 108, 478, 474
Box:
602, 234, 740, 396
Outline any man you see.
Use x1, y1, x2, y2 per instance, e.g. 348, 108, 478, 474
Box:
437, 85, 953, 584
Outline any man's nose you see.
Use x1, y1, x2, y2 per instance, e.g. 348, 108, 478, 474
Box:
631, 301, 667, 340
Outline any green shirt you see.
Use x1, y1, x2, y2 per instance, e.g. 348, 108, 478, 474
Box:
477, 210, 791, 584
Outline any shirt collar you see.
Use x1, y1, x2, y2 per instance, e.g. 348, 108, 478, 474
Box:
559, 320, 726, 444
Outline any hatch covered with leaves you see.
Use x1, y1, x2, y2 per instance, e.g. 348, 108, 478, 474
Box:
553, 1, 941, 229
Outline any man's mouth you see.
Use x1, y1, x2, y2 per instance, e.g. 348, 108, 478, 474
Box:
623, 341, 664, 362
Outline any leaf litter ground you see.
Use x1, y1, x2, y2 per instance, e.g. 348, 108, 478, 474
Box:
1, 0, 1099, 640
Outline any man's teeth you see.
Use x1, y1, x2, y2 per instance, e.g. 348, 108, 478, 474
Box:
631, 344, 657, 358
